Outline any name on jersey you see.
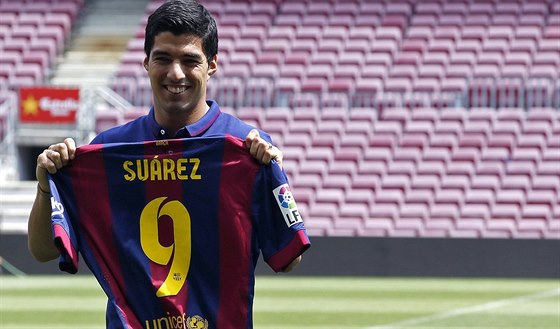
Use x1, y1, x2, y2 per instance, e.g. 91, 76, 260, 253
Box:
123, 157, 202, 182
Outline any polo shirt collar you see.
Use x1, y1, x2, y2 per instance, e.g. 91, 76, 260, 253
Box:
147, 100, 221, 139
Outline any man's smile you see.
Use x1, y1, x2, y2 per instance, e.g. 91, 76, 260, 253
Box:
165, 85, 189, 94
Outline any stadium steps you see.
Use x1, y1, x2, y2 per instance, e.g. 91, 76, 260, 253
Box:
51, 0, 150, 87
0, 181, 36, 233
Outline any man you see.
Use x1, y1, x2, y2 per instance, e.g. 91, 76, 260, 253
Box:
28, 0, 309, 328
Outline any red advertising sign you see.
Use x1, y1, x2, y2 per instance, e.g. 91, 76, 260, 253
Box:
19, 87, 80, 124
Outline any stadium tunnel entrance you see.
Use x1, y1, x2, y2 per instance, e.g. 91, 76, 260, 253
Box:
17, 145, 48, 181
13, 124, 93, 181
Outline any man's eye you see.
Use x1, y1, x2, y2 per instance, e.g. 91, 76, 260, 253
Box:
154, 57, 170, 63
182, 59, 199, 65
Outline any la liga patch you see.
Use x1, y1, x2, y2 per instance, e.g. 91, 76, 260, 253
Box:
273, 184, 303, 227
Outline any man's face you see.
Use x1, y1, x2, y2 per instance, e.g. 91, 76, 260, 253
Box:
144, 32, 217, 119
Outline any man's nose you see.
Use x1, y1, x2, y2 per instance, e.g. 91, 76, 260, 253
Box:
168, 61, 185, 80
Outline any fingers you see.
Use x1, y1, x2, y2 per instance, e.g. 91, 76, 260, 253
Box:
245, 129, 283, 166
271, 145, 283, 167
244, 129, 260, 149
245, 129, 268, 163
64, 138, 77, 160
37, 138, 76, 176
258, 142, 274, 165
249, 139, 270, 164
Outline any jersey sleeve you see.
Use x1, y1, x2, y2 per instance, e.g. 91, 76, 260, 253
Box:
253, 161, 311, 272
48, 175, 79, 274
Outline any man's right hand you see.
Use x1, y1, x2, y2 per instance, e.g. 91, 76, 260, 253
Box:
36, 138, 76, 192
29, 138, 76, 262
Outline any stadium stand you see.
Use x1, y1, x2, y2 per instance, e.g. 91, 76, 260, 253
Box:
0, 0, 84, 92
0, 0, 85, 226
108, 0, 560, 110
254, 105, 559, 239
0, 0, 558, 240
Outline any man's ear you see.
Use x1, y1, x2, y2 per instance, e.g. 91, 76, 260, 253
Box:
143, 56, 149, 71
207, 55, 218, 78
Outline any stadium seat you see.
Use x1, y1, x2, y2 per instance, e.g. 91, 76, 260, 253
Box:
429, 203, 459, 221
338, 133, 369, 152
526, 190, 556, 207
95, 110, 122, 134
236, 107, 263, 127
322, 174, 352, 191
369, 202, 399, 220
387, 160, 416, 177
465, 188, 495, 206
537, 160, 559, 176
8, 76, 35, 91
315, 188, 345, 208
123, 107, 147, 122
532, 175, 560, 193
309, 202, 339, 221
303, 146, 332, 164
14, 64, 43, 83
351, 170, 380, 190
422, 148, 451, 165
486, 218, 517, 238
441, 174, 470, 193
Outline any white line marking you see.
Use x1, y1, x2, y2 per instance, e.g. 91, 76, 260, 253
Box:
365, 288, 560, 329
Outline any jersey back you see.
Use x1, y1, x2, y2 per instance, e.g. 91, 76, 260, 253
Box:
49, 135, 310, 329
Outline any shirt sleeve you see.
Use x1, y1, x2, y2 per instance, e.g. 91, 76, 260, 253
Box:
48, 175, 79, 274
253, 161, 311, 272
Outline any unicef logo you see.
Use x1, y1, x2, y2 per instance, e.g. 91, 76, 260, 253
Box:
277, 186, 296, 209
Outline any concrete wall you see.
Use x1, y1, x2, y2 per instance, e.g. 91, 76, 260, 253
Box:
2, 234, 558, 278
257, 236, 560, 278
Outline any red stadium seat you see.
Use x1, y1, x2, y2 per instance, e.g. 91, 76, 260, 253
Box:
95, 110, 122, 134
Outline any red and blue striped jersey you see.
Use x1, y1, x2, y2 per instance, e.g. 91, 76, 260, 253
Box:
49, 135, 310, 329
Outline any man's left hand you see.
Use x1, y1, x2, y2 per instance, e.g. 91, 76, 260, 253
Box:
245, 129, 283, 167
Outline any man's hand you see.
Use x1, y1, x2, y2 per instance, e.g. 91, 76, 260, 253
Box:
36, 138, 76, 192
29, 137, 76, 262
245, 129, 283, 167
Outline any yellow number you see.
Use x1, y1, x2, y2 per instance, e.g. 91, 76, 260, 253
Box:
140, 197, 191, 297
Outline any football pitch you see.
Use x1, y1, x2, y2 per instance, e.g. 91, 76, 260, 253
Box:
0, 275, 558, 328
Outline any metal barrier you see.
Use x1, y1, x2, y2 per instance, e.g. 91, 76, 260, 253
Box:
213, 77, 560, 111
0, 93, 18, 181
468, 77, 559, 109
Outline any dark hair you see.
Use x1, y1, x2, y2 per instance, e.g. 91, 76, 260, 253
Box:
144, 0, 218, 62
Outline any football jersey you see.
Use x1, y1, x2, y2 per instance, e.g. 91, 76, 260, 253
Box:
49, 135, 310, 329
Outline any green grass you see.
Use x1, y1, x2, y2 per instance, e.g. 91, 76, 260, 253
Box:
0, 276, 558, 328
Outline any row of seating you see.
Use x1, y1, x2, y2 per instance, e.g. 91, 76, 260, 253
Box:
94, 105, 559, 238
0, 1, 81, 19
110, 0, 560, 109
273, 107, 559, 238
110, 74, 559, 112
195, 0, 557, 19
0, 1, 82, 91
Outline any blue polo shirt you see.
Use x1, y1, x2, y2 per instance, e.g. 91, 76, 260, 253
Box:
92, 100, 271, 144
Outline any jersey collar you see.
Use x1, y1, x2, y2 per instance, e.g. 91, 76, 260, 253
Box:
148, 100, 221, 139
